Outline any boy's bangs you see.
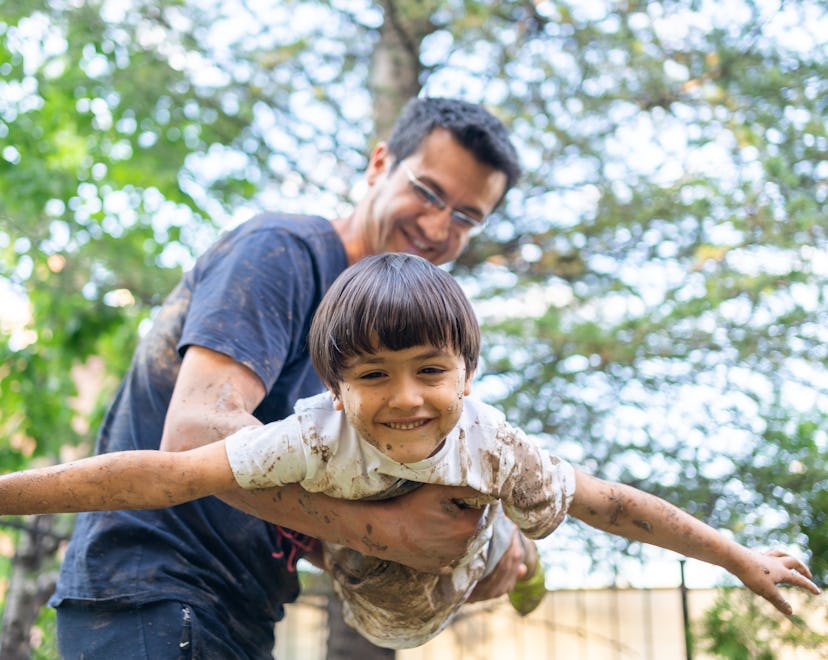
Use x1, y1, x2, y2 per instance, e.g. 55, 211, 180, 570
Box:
360, 290, 460, 355
309, 253, 480, 391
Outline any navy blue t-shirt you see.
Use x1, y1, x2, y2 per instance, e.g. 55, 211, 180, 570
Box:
49, 213, 348, 646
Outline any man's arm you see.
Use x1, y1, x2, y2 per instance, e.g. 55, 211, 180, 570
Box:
0, 442, 236, 514
568, 470, 820, 614
220, 482, 486, 572
160, 346, 266, 451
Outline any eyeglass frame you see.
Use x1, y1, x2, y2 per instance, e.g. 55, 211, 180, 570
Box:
402, 164, 488, 235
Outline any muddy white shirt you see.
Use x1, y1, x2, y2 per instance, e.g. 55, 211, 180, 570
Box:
226, 391, 576, 540
226, 392, 576, 649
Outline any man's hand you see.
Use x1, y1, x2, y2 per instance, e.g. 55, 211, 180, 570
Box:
467, 529, 529, 603
370, 485, 486, 571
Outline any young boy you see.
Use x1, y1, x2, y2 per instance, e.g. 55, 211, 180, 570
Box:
0, 254, 819, 649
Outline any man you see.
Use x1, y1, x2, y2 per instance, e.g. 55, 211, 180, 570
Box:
50, 97, 526, 659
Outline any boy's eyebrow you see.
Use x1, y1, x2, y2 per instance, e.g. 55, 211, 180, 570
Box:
353, 346, 453, 365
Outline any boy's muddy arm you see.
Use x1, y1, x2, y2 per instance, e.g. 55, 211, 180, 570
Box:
0, 443, 236, 515
568, 471, 820, 614
221, 483, 485, 572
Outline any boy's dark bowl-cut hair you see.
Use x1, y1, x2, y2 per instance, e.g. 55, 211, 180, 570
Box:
310, 253, 480, 395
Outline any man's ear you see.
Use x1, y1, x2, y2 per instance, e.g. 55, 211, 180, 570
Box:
365, 142, 392, 185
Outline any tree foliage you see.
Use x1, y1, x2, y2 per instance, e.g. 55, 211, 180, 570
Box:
1, 0, 827, 655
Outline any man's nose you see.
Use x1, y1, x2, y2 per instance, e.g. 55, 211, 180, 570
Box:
417, 207, 452, 242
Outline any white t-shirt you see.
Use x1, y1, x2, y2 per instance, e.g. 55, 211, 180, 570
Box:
226, 392, 575, 539
224, 392, 577, 649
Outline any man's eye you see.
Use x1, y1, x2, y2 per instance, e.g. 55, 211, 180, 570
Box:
413, 182, 442, 207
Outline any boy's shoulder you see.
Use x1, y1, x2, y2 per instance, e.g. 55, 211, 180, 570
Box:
294, 391, 336, 415
460, 396, 507, 427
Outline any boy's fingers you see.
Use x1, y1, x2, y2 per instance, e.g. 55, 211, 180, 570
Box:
788, 557, 814, 579
771, 593, 794, 615
777, 565, 821, 595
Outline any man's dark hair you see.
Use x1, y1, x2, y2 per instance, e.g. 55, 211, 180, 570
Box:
309, 253, 480, 396
386, 97, 522, 197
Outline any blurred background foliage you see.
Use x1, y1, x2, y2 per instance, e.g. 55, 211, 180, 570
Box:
1, 0, 826, 656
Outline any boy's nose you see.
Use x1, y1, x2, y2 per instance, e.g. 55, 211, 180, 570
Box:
388, 378, 424, 409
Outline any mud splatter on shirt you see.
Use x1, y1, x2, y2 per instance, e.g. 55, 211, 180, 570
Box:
226, 392, 576, 648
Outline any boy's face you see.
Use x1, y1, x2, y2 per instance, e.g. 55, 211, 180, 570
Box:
331, 344, 473, 464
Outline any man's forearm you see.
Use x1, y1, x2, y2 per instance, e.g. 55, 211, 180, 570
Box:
220, 483, 484, 572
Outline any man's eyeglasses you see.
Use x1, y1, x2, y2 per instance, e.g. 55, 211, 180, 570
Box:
403, 165, 487, 234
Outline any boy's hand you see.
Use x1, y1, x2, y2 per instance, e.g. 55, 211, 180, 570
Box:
736, 549, 821, 614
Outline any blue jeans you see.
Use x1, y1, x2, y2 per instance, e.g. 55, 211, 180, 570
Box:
56, 600, 274, 659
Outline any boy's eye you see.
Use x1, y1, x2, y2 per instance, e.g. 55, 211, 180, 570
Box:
359, 370, 386, 380
420, 366, 447, 376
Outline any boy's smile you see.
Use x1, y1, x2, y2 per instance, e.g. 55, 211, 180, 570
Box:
332, 344, 473, 463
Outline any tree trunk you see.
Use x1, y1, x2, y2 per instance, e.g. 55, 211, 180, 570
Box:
370, 0, 438, 140
0, 515, 63, 660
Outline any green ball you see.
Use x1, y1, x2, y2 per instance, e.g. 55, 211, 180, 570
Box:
508, 561, 547, 616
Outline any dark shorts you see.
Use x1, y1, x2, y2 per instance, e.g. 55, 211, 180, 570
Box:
56, 600, 274, 660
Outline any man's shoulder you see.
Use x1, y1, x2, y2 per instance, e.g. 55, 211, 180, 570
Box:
198, 212, 346, 278
231, 212, 337, 244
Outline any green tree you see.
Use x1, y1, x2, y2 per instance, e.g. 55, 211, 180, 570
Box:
1, 1, 827, 657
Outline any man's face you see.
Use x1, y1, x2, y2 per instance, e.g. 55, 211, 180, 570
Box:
332, 344, 473, 464
360, 128, 508, 265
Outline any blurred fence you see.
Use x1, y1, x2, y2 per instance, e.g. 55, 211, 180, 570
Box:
275, 585, 826, 660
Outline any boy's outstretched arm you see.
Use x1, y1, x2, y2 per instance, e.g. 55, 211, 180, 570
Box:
0, 442, 235, 515
568, 471, 821, 615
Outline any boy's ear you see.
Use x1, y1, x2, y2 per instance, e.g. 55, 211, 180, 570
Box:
331, 389, 344, 410
463, 369, 475, 397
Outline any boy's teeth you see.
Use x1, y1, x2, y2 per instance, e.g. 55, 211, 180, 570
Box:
386, 421, 425, 430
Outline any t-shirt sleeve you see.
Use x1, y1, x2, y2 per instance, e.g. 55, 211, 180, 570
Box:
496, 423, 577, 539
178, 226, 318, 390
225, 416, 311, 489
